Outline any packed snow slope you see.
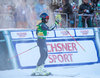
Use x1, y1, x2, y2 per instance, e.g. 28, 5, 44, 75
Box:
0, 63, 100, 78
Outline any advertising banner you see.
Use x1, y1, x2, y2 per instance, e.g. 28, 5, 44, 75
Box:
10, 31, 33, 39
10, 28, 99, 68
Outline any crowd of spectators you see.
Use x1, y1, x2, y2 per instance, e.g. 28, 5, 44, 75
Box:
0, 0, 99, 29
53, 0, 100, 28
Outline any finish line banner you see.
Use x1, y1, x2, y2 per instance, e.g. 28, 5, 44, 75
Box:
9, 28, 99, 69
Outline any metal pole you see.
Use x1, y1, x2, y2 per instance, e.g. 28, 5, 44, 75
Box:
3, 30, 18, 69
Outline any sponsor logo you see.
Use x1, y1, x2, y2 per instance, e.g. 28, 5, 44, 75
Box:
60, 30, 69, 36
17, 32, 27, 37
80, 30, 89, 35
47, 42, 77, 52
47, 42, 77, 63
48, 54, 73, 63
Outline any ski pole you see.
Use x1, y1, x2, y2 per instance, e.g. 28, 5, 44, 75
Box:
55, 18, 85, 52
65, 30, 86, 52
8, 45, 38, 61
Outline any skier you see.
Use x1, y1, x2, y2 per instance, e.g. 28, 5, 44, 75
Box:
31, 13, 58, 76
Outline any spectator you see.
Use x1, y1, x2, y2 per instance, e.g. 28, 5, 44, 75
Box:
91, 0, 99, 8
34, 0, 49, 20
14, 0, 31, 28
0, 3, 15, 28
7, 4, 16, 28
60, 0, 74, 27
28, 3, 37, 29
71, 1, 77, 11
34, 0, 54, 26
78, 0, 94, 27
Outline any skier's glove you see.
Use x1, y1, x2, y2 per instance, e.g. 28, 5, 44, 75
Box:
55, 19, 60, 25
49, 19, 60, 30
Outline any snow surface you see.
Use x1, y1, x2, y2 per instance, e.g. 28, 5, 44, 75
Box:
0, 63, 100, 78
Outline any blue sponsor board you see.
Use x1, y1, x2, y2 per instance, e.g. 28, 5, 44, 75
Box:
9, 28, 99, 69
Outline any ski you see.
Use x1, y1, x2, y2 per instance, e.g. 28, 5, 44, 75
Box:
31, 72, 52, 76
31, 72, 80, 77
52, 73, 80, 77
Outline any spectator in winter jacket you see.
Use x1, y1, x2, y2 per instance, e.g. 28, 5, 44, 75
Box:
61, 0, 74, 27
78, 0, 94, 27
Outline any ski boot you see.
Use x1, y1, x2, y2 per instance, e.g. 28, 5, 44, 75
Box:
31, 65, 51, 76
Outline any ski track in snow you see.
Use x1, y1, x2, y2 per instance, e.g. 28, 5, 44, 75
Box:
0, 63, 100, 78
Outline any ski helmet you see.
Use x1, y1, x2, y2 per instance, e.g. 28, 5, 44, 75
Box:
40, 13, 49, 20
40, 13, 49, 23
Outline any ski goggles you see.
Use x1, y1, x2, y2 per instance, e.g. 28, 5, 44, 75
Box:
45, 16, 49, 19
